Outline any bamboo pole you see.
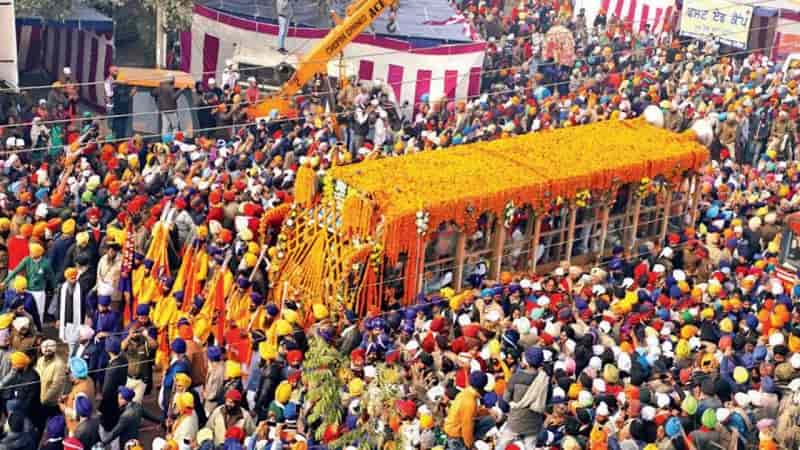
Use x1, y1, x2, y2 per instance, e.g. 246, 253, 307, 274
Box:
453, 231, 467, 290
597, 205, 610, 262
491, 219, 506, 279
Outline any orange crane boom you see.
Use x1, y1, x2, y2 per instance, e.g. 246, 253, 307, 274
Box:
247, 0, 397, 119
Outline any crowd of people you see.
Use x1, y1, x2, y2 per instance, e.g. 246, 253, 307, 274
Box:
0, 0, 798, 450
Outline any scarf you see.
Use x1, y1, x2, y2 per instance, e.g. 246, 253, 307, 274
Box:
510, 368, 549, 413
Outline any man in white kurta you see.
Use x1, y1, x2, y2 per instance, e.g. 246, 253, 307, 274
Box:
59, 268, 83, 352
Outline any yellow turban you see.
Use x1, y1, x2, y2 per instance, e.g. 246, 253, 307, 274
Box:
0, 218, 10, 231
283, 309, 299, 325
225, 360, 242, 379
676, 339, 690, 359
243, 252, 257, 268
275, 381, 292, 404
175, 373, 192, 389
61, 219, 76, 235
29, 243, 44, 258
10, 351, 30, 369
312, 303, 328, 320
64, 268, 79, 281
420, 414, 433, 429
259, 341, 277, 361
349, 378, 364, 396
196, 225, 208, 239
76, 231, 90, 246
12, 276, 27, 292
275, 319, 292, 336
175, 391, 194, 410
0, 313, 13, 329
247, 242, 260, 255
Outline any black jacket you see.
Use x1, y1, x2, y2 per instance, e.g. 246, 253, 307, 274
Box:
99, 354, 128, 430
0, 431, 34, 450
38, 438, 63, 450
101, 402, 142, 446
74, 417, 101, 449
2, 367, 41, 418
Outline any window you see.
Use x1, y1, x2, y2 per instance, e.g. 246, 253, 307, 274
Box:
422, 221, 459, 294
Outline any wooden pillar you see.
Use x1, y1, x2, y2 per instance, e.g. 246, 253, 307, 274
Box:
491, 219, 506, 280
453, 231, 467, 290
530, 215, 543, 273
564, 203, 578, 264
659, 187, 673, 244
628, 196, 643, 252
690, 174, 702, 225
597, 205, 611, 261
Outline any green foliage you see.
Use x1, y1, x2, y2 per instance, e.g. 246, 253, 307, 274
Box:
330, 364, 404, 450
142, 0, 192, 33
303, 336, 347, 442
15, 0, 74, 20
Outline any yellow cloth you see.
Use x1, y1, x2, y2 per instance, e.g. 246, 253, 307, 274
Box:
443, 387, 480, 448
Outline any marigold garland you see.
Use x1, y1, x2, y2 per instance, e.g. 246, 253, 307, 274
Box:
294, 165, 317, 207
285, 119, 712, 307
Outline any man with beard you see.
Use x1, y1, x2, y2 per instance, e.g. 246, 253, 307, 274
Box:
122, 304, 157, 400
59, 267, 84, 350
206, 389, 256, 446
34, 339, 67, 421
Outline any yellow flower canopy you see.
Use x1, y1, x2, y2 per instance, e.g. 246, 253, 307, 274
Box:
329, 119, 708, 265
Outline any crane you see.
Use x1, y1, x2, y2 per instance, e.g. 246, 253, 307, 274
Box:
247, 0, 397, 119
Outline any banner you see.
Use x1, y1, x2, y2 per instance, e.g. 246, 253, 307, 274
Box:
680, 0, 753, 49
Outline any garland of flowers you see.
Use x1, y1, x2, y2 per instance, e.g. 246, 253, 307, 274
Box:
317, 119, 709, 306
341, 194, 373, 237
294, 165, 317, 207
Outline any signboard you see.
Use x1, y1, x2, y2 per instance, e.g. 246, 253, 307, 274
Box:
680, 0, 753, 49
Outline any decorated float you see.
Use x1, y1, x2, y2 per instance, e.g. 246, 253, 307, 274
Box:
271, 119, 709, 315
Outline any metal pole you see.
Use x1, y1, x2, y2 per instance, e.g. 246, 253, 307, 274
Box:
530, 215, 543, 273
597, 205, 610, 262
491, 219, 506, 280
453, 231, 466, 290
564, 203, 578, 264
659, 187, 673, 244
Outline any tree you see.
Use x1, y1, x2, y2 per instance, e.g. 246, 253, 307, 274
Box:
15, 0, 75, 20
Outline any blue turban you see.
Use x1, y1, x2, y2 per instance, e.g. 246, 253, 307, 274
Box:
266, 304, 279, 316
665, 417, 682, 438
117, 386, 135, 402
136, 304, 150, 316
207, 345, 222, 361
469, 371, 488, 390
75, 395, 92, 418
105, 336, 121, 354
69, 357, 88, 379
173, 291, 184, 302
98, 295, 111, 306
483, 392, 498, 407
250, 292, 264, 305
525, 347, 543, 368
171, 338, 186, 354
193, 295, 204, 310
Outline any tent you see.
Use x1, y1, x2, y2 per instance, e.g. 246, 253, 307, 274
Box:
740, 0, 800, 59
574, 0, 677, 34
16, 4, 114, 106
181, 1, 486, 106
